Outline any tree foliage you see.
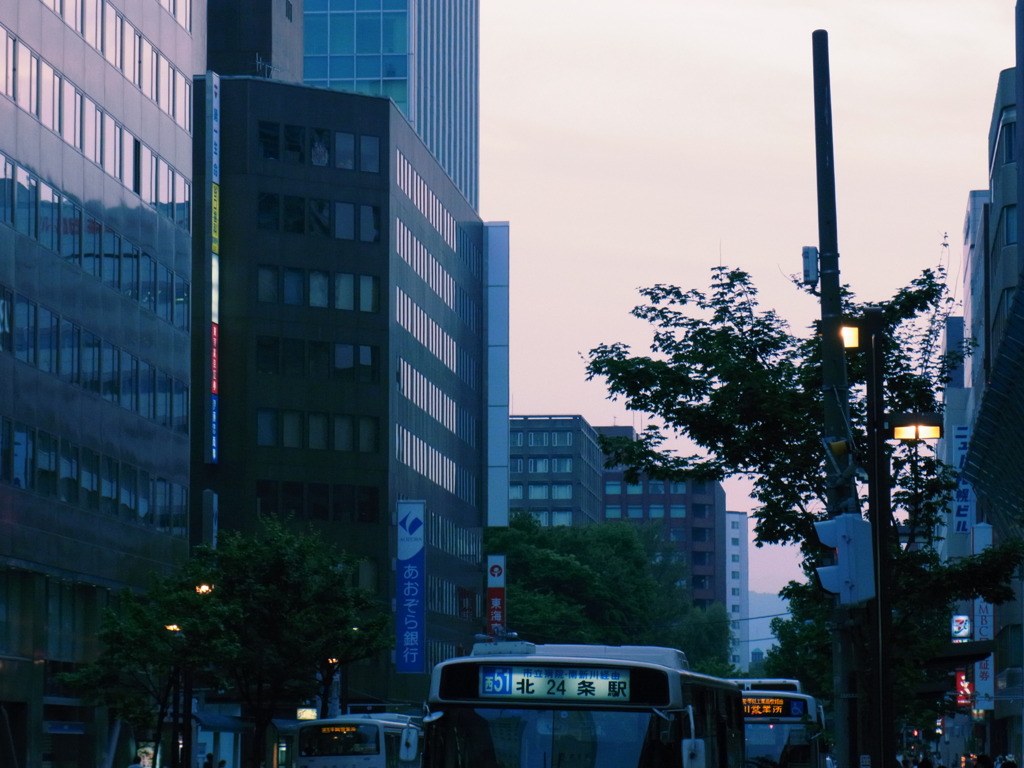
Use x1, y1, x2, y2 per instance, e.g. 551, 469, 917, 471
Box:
62, 516, 392, 768
485, 513, 734, 674
585, 265, 1024, 718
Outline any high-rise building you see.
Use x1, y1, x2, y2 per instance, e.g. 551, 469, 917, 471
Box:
190, 74, 507, 705
0, 0, 204, 764
302, 0, 480, 208
725, 510, 750, 669
956, 59, 1024, 757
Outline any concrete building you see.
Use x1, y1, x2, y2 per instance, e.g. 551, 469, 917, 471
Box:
508, 415, 604, 526
725, 510, 750, 669
508, 416, 736, 612
190, 74, 508, 706
0, 0, 204, 764
956, 56, 1024, 756
302, 0, 479, 208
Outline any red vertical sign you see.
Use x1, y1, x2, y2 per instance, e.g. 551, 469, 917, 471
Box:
487, 555, 506, 638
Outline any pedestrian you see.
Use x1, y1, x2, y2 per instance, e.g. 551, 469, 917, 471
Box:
203, 754, 214, 768
976, 755, 996, 768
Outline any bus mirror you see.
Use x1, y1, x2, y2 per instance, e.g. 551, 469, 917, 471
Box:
682, 738, 706, 768
399, 727, 419, 762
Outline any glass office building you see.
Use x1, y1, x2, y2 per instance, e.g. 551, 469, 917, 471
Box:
0, 0, 204, 765
303, 0, 479, 208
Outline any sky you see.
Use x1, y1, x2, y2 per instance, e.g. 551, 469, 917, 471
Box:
476, 0, 1018, 595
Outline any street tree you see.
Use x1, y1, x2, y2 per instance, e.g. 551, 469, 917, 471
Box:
584, 265, 1024, 715
485, 512, 734, 674
63, 516, 391, 768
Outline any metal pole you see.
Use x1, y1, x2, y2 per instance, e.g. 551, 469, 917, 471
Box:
812, 29, 861, 768
865, 307, 894, 768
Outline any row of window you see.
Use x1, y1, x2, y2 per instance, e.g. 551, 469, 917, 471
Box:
396, 150, 456, 251
256, 408, 380, 454
605, 504, 688, 520
523, 509, 573, 528
395, 424, 457, 497
1, 286, 189, 432
257, 192, 378, 243
605, 479, 711, 495
257, 265, 379, 313
428, 509, 482, 563
396, 287, 456, 372
258, 121, 380, 172
398, 358, 464, 440
509, 483, 573, 501
0, 417, 188, 536
0, 156, 191, 330
255, 336, 380, 383
0, 28, 191, 229
510, 430, 574, 447
508, 457, 574, 474
396, 219, 455, 309
37, 0, 192, 126
256, 479, 380, 524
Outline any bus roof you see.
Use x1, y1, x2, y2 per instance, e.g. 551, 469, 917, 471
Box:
470, 641, 690, 671
729, 678, 803, 692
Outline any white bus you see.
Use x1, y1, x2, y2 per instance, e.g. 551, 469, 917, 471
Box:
295, 713, 422, 768
422, 641, 745, 768
735, 689, 829, 768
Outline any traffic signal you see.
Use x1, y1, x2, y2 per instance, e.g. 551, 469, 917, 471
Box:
813, 513, 875, 604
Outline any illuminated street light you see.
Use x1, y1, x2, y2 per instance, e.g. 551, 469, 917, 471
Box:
887, 413, 943, 441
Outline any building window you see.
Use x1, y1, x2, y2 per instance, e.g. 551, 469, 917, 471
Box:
627, 505, 643, 519
256, 409, 277, 446
508, 484, 522, 500
1006, 205, 1018, 245
551, 431, 573, 447
552, 484, 572, 500
649, 504, 664, 519
335, 132, 355, 169
509, 458, 523, 473
510, 431, 523, 447
551, 510, 572, 527
527, 484, 548, 500
527, 431, 549, 447
648, 479, 665, 494
259, 121, 280, 160
605, 505, 622, 519
527, 458, 548, 473
669, 481, 686, 494
625, 482, 642, 495
359, 135, 380, 173
731, 537, 740, 546
334, 202, 355, 239
669, 504, 686, 518
604, 480, 621, 495
550, 457, 572, 473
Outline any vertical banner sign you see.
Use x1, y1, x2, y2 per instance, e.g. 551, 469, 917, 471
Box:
956, 669, 973, 707
951, 425, 975, 534
487, 555, 506, 638
207, 72, 221, 464
396, 501, 426, 673
974, 523, 994, 709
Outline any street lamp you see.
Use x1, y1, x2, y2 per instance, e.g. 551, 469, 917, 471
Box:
842, 307, 943, 768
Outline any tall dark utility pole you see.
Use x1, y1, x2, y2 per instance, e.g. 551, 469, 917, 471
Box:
811, 29, 861, 768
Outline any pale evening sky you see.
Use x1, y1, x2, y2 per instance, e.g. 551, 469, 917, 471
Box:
477, 1, 1017, 594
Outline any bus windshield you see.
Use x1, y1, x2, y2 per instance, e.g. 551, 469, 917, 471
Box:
299, 723, 380, 757
745, 723, 814, 768
425, 705, 686, 768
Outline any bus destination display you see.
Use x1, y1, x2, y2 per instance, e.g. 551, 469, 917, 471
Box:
480, 665, 631, 702
743, 696, 807, 718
